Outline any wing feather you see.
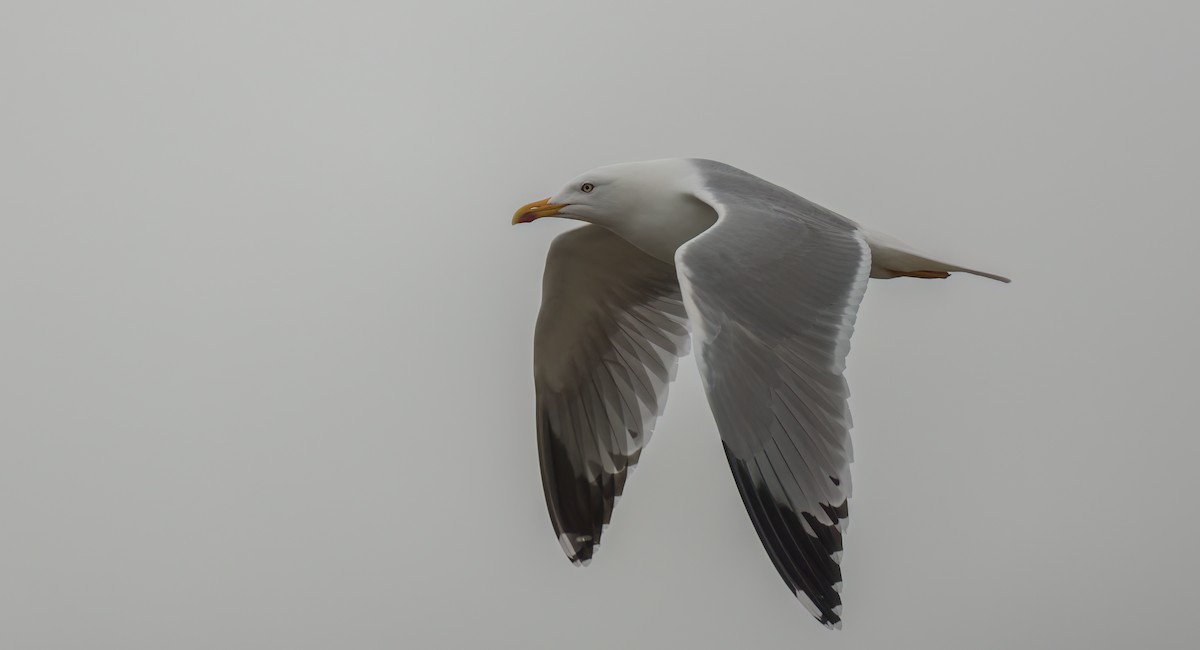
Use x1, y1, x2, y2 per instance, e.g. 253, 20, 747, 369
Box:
678, 160, 870, 627
533, 225, 690, 564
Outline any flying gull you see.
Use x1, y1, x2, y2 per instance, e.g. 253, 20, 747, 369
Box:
511, 158, 1008, 628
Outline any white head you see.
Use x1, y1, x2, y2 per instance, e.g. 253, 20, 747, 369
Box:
512, 158, 715, 261
512, 159, 699, 226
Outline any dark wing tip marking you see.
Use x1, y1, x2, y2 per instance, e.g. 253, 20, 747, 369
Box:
559, 531, 597, 566
539, 409, 644, 567
724, 444, 847, 628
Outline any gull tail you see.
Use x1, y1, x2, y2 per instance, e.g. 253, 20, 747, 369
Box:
864, 230, 1010, 283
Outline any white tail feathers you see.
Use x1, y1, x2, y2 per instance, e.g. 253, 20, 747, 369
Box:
863, 230, 1011, 283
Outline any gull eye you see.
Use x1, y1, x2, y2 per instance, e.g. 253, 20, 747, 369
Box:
580, 182, 595, 193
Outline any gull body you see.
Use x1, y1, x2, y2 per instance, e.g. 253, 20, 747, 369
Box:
513, 158, 1007, 628
518, 158, 1009, 280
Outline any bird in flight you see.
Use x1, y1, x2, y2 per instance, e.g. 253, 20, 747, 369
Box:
512, 159, 1008, 628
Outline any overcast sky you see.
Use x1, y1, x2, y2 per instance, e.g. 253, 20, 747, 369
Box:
3, 2, 1198, 648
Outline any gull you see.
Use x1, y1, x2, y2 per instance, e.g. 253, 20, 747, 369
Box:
512, 158, 1008, 628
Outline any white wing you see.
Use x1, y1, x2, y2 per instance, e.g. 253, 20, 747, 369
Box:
678, 160, 871, 628
533, 225, 690, 564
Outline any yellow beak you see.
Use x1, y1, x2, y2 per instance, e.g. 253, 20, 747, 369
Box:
512, 198, 566, 225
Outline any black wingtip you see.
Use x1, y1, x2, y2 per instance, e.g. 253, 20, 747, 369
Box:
723, 445, 848, 629
813, 600, 843, 629
558, 532, 598, 566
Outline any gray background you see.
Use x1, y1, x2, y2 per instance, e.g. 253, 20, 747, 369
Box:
3, 1, 1197, 648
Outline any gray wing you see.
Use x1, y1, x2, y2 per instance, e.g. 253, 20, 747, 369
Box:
677, 160, 871, 629
534, 225, 690, 564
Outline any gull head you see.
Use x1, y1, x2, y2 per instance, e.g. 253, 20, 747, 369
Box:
512, 159, 698, 227
512, 159, 716, 262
